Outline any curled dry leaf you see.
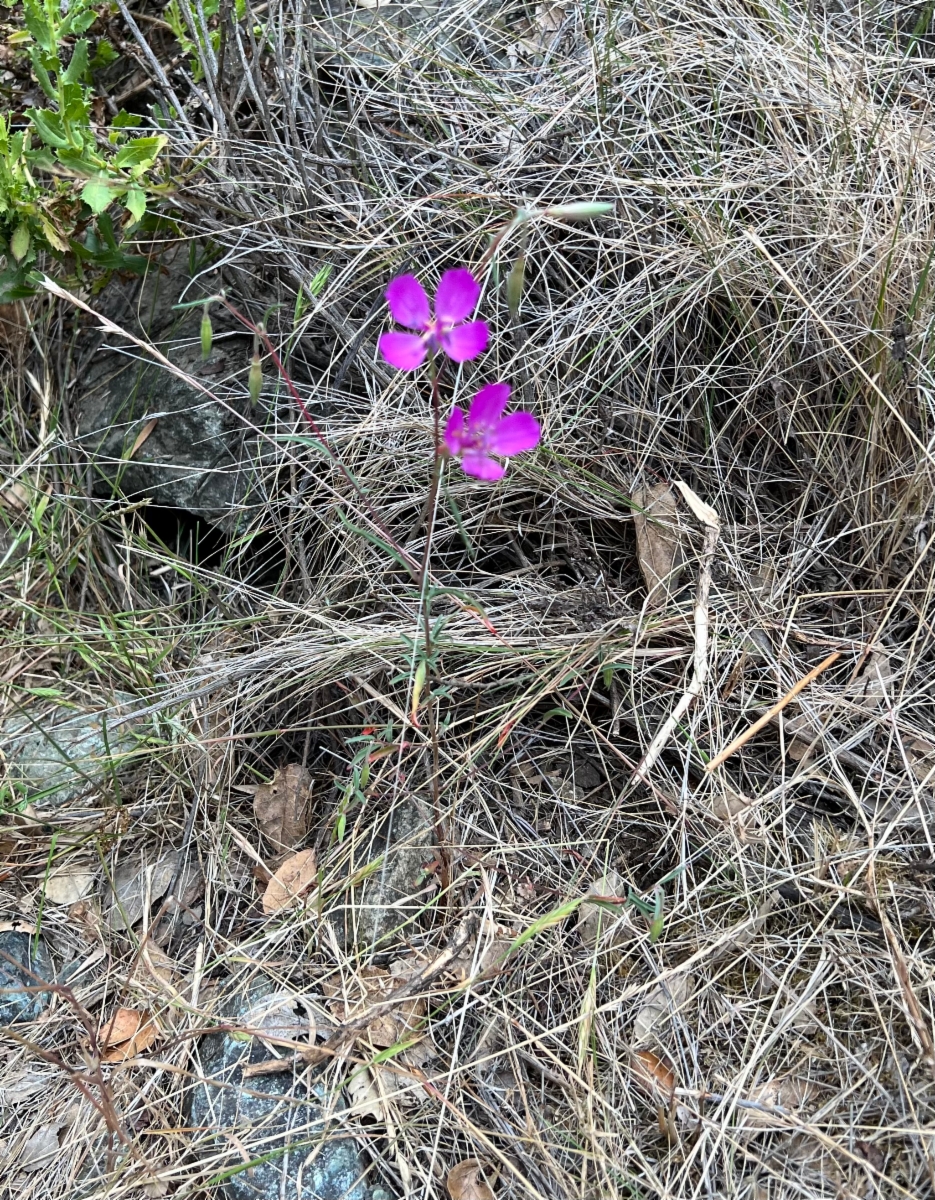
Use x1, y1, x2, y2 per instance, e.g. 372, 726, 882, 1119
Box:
845, 651, 895, 710
446, 920, 513, 980
43, 861, 96, 905
130, 944, 178, 992
19, 1125, 61, 1172
632, 482, 683, 607
631, 1048, 676, 1097
262, 847, 318, 914
577, 869, 631, 952
740, 1076, 815, 1129
253, 763, 313, 852
346, 1065, 384, 1120
100, 1007, 159, 1062
447, 1159, 497, 1200
105, 849, 178, 931
632, 973, 693, 1045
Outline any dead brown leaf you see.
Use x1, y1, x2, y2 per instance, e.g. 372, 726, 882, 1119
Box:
0, 480, 29, 511
101, 1007, 144, 1046
261, 847, 318, 914
447, 1159, 497, 1200
346, 1065, 384, 1119
127, 417, 159, 459
631, 1048, 676, 1097
253, 763, 313, 852
632, 482, 683, 606
43, 860, 97, 905
100, 1007, 159, 1062
577, 869, 632, 952
0, 302, 28, 356
632, 973, 693, 1045
19, 1125, 61, 1172
906, 737, 935, 786
740, 1076, 815, 1129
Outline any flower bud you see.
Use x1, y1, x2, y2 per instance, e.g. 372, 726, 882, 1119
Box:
248, 351, 262, 406
411, 659, 427, 727
506, 254, 525, 321
200, 305, 213, 361
542, 201, 614, 220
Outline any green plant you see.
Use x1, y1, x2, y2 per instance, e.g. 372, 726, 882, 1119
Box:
0, 0, 168, 299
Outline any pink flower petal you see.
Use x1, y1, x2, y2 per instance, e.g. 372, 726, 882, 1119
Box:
435, 268, 481, 325
440, 321, 488, 363
386, 275, 430, 330
379, 331, 427, 371
444, 406, 467, 455
486, 411, 541, 457
467, 382, 510, 429
460, 453, 505, 481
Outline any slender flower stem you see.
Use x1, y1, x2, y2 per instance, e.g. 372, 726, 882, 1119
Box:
418, 354, 448, 888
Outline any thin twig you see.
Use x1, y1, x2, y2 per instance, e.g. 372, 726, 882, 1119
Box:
704, 650, 842, 773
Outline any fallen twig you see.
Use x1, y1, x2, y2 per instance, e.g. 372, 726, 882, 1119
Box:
705, 650, 842, 773
633, 482, 720, 782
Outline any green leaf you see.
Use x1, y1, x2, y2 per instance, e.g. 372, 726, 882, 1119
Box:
60, 8, 97, 37
32, 61, 57, 102
23, 7, 55, 53
200, 306, 213, 359
113, 135, 167, 173
111, 110, 142, 129
10, 223, 31, 262
90, 39, 119, 70
308, 262, 331, 296
62, 38, 89, 85
124, 186, 146, 223
25, 108, 70, 149
81, 176, 117, 215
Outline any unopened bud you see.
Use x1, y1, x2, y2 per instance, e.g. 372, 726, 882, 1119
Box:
200, 305, 213, 361
411, 659, 427, 727
542, 201, 614, 221
248, 351, 262, 406
506, 254, 525, 321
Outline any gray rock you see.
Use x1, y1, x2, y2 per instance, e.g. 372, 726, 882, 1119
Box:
188, 979, 374, 1200
76, 342, 257, 531
3, 696, 141, 811
74, 247, 259, 531
339, 798, 437, 950
0, 931, 54, 1024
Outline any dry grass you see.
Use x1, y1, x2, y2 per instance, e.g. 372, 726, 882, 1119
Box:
4, 0, 935, 1197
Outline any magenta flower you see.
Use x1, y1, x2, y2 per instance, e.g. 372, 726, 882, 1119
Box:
444, 382, 540, 481
378, 268, 488, 371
